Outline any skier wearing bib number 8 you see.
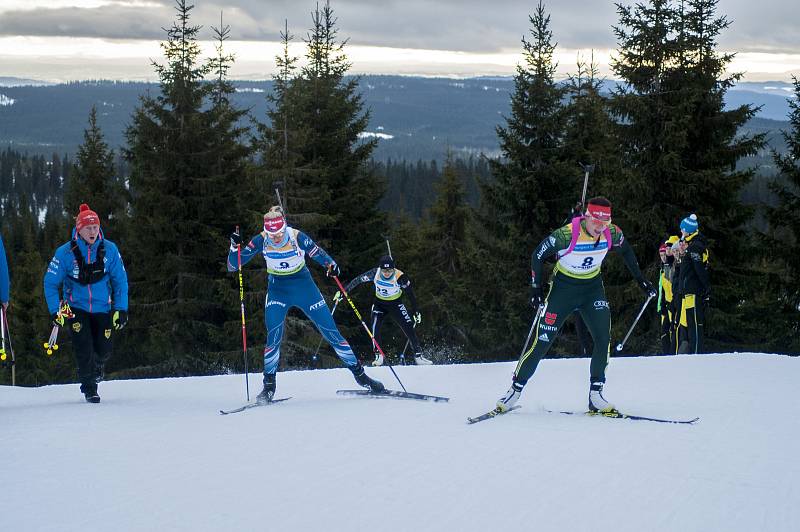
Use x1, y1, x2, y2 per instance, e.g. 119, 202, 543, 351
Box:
227, 206, 384, 404
496, 197, 656, 414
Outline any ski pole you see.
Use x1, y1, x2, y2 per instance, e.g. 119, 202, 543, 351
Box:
520, 304, 544, 358
311, 300, 339, 364
2, 309, 16, 386
0, 307, 6, 362
579, 163, 594, 209
397, 320, 421, 365
331, 274, 407, 392
274, 183, 286, 215
398, 338, 410, 365
43, 302, 73, 356
384, 236, 392, 259
236, 225, 250, 402
615, 294, 654, 352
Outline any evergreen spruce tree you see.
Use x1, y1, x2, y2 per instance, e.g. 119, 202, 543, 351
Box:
1, 197, 72, 386
610, 0, 764, 352
123, 0, 249, 375
469, 1, 574, 354
65, 106, 127, 238
419, 153, 472, 351
562, 54, 620, 198
255, 2, 386, 362
292, 0, 386, 270
763, 76, 800, 351
206, 14, 257, 370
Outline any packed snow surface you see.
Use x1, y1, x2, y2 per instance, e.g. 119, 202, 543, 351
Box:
2, 353, 797, 532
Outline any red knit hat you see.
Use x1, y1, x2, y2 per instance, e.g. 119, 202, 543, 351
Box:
76, 203, 100, 231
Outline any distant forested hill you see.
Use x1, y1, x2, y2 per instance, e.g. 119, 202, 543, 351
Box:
0, 76, 793, 164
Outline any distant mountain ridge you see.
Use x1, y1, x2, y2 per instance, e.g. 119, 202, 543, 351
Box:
0, 76, 793, 161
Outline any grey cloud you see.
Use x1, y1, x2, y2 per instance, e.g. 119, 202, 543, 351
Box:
0, 5, 175, 40
0, 0, 797, 55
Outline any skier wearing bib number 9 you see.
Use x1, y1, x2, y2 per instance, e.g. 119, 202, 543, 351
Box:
227, 206, 384, 404
496, 197, 656, 414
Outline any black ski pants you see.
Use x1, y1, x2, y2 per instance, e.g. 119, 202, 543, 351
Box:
659, 303, 674, 355
68, 309, 113, 393
370, 299, 422, 357
683, 294, 705, 354
515, 271, 611, 385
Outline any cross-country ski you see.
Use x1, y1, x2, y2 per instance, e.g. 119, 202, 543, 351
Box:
219, 397, 292, 415
336, 388, 449, 402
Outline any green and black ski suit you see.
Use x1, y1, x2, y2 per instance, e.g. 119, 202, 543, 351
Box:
514, 219, 647, 385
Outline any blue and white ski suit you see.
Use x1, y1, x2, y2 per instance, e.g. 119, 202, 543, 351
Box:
227, 227, 358, 375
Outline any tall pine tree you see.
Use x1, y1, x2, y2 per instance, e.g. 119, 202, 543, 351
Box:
123, 0, 250, 375
468, 1, 574, 354
65, 106, 127, 239
763, 76, 800, 352
609, 0, 764, 351
255, 2, 386, 361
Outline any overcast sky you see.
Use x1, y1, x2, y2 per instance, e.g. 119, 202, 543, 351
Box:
1, 0, 798, 82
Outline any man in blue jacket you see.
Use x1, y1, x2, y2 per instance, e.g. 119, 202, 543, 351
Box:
0, 234, 9, 311
44, 204, 128, 403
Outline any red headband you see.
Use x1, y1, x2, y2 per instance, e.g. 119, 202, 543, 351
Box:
586, 204, 612, 221
263, 215, 286, 234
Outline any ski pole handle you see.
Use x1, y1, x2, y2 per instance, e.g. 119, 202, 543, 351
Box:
616, 294, 654, 352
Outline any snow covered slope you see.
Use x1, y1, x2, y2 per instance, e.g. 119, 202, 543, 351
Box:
2, 353, 797, 532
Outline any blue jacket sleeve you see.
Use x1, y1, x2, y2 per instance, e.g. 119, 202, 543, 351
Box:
43, 245, 68, 315
296, 231, 335, 269
106, 242, 129, 311
227, 234, 264, 272
0, 236, 9, 304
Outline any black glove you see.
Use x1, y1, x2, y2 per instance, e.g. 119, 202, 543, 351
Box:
326, 262, 341, 278
51, 313, 65, 327
529, 284, 543, 309
113, 310, 128, 330
571, 202, 583, 219
638, 279, 657, 298
230, 230, 242, 248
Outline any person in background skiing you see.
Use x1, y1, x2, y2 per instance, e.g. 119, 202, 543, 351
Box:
675, 214, 710, 354
228, 206, 384, 404
657, 236, 679, 354
495, 197, 656, 414
43, 204, 128, 403
0, 234, 9, 311
334, 254, 432, 366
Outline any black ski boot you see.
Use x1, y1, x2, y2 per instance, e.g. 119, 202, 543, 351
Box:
81, 383, 100, 403
351, 364, 385, 393
84, 392, 101, 403
256, 374, 276, 405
